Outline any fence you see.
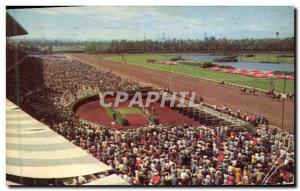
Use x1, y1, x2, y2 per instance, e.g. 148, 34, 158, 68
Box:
117, 61, 286, 95
161, 91, 250, 128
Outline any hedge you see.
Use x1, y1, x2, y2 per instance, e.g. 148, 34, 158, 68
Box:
218, 65, 234, 69
273, 71, 294, 75
136, 106, 159, 124
146, 59, 157, 63
148, 114, 159, 125
179, 61, 203, 67
213, 57, 238, 62
179, 61, 213, 67
105, 107, 129, 126
202, 62, 216, 68
178, 60, 235, 69
259, 61, 280, 64
70, 93, 99, 112
170, 56, 184, 61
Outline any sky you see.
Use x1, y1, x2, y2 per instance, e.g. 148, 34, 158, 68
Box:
7, 6, 295, 41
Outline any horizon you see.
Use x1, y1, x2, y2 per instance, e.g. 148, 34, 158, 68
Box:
8, 36, 295, 43
7, 6, 295, 41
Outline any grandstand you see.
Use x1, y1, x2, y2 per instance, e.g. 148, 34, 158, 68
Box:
6, 13, 128, 186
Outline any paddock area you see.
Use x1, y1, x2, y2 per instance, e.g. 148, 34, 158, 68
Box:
74, 97, 200, 129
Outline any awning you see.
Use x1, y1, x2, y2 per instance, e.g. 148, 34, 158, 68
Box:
6, 12, 28, 37
6, 180, 21, 186
83, 174, 130, 185
6, 99, 112, 179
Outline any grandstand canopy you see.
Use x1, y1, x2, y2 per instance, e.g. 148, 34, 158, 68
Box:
6, 12, 28, 37
83, 174, 130, 185
6, 180, 21, 186
6, 100, 111, 179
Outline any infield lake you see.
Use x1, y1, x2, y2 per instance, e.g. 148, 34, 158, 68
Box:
183, 55, 294, 72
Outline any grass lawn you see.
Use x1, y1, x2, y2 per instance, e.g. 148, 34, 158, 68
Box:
103, 54, 294, 93
239, 54, 294, 64
117, 107, 141, 115
104, 107, 115, 118
104, 107, 130, 125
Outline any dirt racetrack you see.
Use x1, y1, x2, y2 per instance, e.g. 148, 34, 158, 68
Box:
69, 53, 295, 133
75, 98, 200, 129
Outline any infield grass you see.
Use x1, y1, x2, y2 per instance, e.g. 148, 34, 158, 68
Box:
117, 107, 141, 115
103, 54, 294, 93
239, 54, 294, 64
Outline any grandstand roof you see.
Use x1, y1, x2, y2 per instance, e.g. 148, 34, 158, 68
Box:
83, 174, 130, 185
6, 99, 111, 179
6, 12, 28, 37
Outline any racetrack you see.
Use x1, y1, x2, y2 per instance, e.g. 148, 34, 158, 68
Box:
75, 98, 200, 129
69, 53, 295, 133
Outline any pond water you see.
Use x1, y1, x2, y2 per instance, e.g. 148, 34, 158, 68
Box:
183, 55, 227, 61
183, 55, 294, 72
214, 62, 294, 72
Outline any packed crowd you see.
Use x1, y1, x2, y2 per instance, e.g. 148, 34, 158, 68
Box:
53, 118, 294, 185
6, 55, 294, 185
7, 55, 139, 124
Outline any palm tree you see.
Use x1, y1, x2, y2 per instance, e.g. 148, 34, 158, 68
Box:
275, 32, 280, 61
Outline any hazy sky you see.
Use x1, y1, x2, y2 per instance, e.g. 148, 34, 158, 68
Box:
7, 6, 294, 41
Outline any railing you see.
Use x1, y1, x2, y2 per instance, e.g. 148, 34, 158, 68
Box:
161, 91, 250, 128
196, 104, 248, 126
7, 55, 30, 73
112, 60, 285, 95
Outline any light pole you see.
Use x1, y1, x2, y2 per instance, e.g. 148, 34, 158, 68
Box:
276, 32, 280, 63
169, 64, 172, 90
122, 55, 131, 81
281, 74, 287, 130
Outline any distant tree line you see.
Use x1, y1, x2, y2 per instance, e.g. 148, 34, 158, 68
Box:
14, 37, 294, 54
85, 38, 294, 53
17, 40, 85, 47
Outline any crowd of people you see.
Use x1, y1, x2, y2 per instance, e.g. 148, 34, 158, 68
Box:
7, 55, 139, 125
6, 54, 294, 185
52, 119, 294, 185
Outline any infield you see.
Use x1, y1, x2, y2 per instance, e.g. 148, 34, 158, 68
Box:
103, 54, 294, 93
116, 107, 141, 115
